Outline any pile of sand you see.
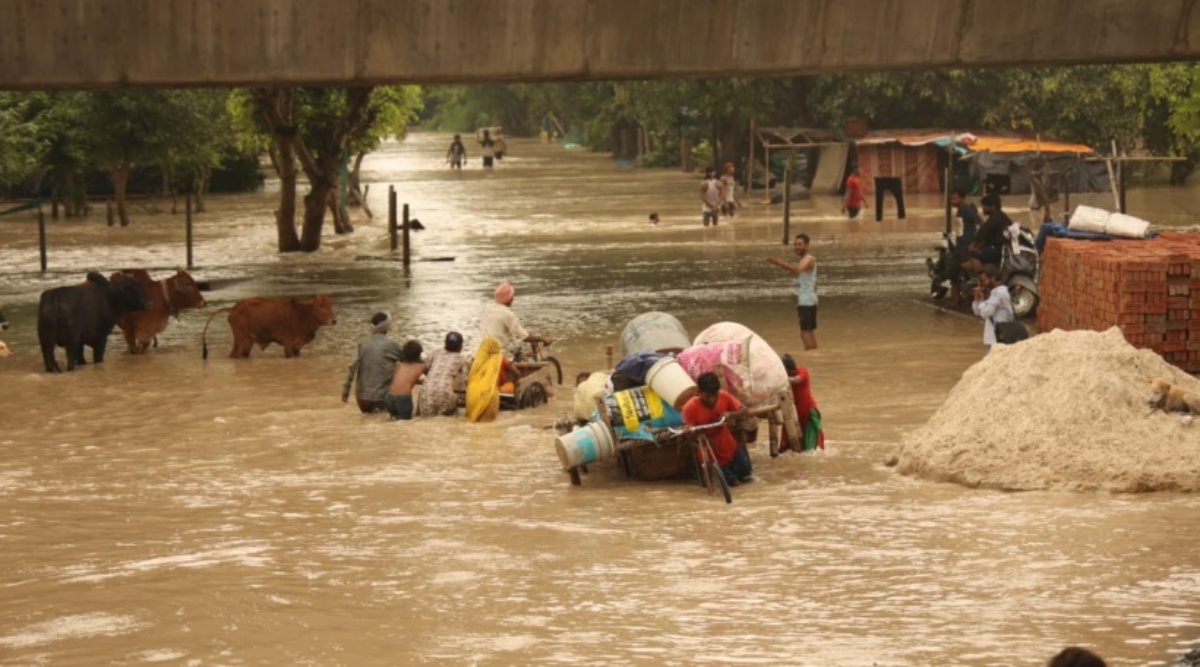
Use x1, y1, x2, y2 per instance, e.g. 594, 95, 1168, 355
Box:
894, 327, 1200, 492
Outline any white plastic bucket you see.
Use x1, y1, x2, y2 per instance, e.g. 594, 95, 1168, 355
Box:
645, 356, 699, 411
619, 312, 691, 357
555, 421, 616, 471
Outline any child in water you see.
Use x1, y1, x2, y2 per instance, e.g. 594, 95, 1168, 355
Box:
386, 340, 427, 420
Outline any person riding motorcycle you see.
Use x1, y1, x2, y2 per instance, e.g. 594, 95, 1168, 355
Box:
960, 193, 1011, 276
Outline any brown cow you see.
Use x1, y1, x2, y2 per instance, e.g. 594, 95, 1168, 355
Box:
202, 294, 336, 359
114, 269, 206, 354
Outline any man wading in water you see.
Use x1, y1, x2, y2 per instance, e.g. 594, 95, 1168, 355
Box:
766, 233, 819, 350
342, 312, 403, 413
700, 167, 724, 227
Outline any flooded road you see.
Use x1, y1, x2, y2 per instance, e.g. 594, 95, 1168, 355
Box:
1, 133, 1198, 666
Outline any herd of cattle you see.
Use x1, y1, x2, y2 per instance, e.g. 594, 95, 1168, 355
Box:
1, 269, 339, 373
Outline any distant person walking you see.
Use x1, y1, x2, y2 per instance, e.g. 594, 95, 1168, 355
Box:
700, 167, 724, 227
479, 129, 496, 169
342, 312, 403, 413
493, 130, 508, 161
842, 166, 866, 219
720, 162, 740, 218
766, 233, 819, 350
446, 134, 468, 169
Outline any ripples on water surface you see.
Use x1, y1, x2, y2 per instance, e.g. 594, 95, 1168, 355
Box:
0, 133, 1198, 666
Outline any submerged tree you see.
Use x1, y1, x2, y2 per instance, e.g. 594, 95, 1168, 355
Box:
236, 85, 423, 253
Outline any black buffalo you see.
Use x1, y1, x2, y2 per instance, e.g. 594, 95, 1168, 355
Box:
38, 272, 149, 373
0, 308, 8, 331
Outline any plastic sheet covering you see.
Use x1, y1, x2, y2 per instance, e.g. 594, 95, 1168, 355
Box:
676, 340, 753, 401
573, 372, 610, 422
614, 351, 667, 386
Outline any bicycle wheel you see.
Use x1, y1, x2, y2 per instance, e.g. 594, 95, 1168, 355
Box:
543, 355, 563, 385
707, 460, 732, 504
695, 434, 732, 504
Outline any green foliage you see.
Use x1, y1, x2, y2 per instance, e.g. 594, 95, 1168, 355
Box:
0, 93, 49, 186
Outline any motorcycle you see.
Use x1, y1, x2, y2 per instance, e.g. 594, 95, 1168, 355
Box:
925, 226, 1041, 318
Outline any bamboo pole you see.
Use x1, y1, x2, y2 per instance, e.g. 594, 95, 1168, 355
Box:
782, 168, 792, 245
746, 119, 755, 195
388, 186, 398, 251
402, 203, 411, 271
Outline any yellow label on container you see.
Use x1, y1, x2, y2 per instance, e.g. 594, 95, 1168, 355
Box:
615, 388, 665, 431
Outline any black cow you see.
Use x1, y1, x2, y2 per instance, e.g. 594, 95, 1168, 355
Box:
38, 272, 149, 373
0, 308, 8, 330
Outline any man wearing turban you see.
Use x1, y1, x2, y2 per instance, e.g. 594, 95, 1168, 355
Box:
479, 281, 553, 356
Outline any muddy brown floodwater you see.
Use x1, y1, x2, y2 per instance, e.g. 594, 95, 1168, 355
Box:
1, 133, 1198, 666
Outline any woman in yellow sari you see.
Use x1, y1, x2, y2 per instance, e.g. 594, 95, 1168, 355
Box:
466, 337, 506, 422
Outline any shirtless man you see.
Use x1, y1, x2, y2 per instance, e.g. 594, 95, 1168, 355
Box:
386, 340, 427, 420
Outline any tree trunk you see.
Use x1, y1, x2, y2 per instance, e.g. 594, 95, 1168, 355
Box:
347, 151, 373, 217
111, 160, 132, 227
195, 167, 210, 213
326, 188, 346, 235
300, 182, 331, 251
251, 87, 302, 252
277, 141, 301, 251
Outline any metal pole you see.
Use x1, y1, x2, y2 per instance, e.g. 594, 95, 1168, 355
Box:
746, 119, 755, 195
38, 207, 47, 273
782, 168, 792, 245
185, 192, 194, 270
402, 203, 411, 270
388, 186, 397, 252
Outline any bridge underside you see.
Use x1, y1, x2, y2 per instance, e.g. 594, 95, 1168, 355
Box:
2, 0, 1198, 90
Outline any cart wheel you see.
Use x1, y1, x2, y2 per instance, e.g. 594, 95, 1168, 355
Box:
707, 461, 732, 504
543, 356, 563, 385
519, 383, 547, 408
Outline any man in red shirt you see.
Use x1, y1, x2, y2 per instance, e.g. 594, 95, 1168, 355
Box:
782, 354, 824, 452
842, 166, 867, 219
682, 372, 752, 486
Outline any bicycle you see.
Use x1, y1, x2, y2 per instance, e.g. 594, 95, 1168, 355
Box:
666, 416, 732, 504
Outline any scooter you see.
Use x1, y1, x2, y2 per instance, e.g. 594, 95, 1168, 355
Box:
925, 227, 1041, 318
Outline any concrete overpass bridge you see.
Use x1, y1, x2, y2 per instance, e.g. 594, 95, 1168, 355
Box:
1, 0, 1198, 89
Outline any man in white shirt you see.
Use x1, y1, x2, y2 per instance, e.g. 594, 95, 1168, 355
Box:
479, 281, 553, 355
971, 264, 1014, 351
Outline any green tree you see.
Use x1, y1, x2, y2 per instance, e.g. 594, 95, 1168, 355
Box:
237, 86, 423, 253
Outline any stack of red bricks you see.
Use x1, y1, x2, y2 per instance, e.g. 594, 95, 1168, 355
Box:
1037, 232, 1200, 372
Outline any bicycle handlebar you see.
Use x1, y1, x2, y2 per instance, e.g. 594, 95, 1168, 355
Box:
666, 416, 726, 437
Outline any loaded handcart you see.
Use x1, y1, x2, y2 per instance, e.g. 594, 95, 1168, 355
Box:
555, 383, 789, 505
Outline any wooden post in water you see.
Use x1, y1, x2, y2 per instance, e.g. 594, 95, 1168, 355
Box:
402, 203, 411, 270
944, 151, 954, 235
38, 207, 47, 273
746, 119, 755, 196
388, 186, 398, 252
185, 192, 194, 270
605, 345, 614, 370
781, 168, 792, 245
106, 200, 114, 227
